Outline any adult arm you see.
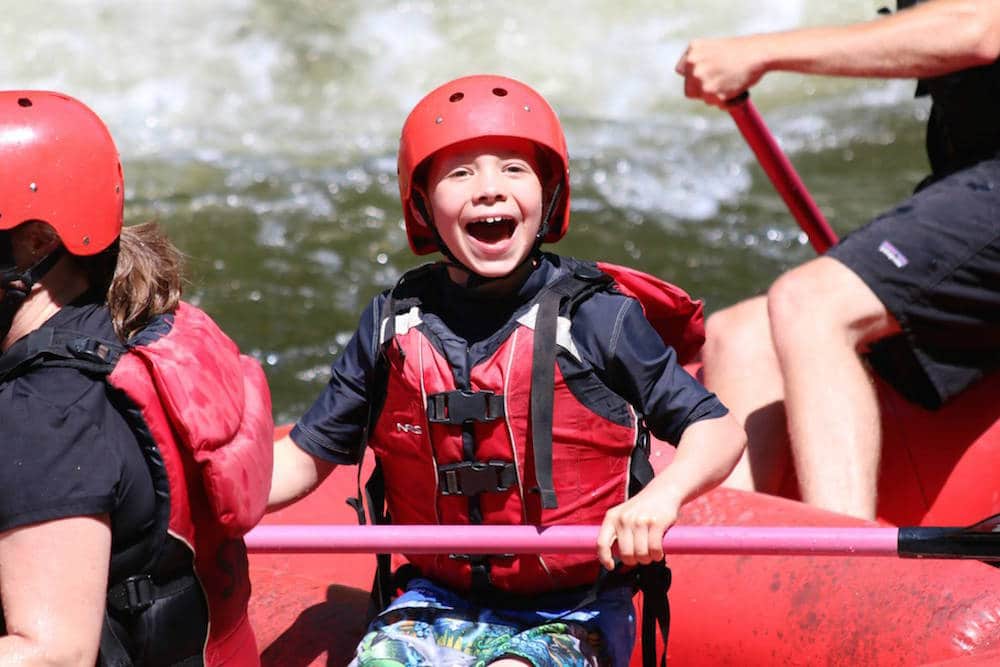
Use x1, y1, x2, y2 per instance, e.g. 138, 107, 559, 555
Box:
597, 413, 746, 569
0, 516, 111, 666
676, 0, 1000, 106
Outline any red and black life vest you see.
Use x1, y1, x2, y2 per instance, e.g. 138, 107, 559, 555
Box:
364, 258, 703, 596
0, 302, 273, 666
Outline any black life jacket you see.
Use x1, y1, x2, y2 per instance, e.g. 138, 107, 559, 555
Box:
0, 302, 271, 666
0, 325, 207, 666
898, 0, 1000, 177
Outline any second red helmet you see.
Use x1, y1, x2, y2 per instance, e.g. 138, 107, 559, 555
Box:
397, 75, 571, 256
0, 91, 124, 256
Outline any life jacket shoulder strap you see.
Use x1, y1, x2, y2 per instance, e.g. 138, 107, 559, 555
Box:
529, 260, 616, 509
0, 327, 124, 382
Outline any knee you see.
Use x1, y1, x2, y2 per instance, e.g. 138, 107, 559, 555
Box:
704, 297, 772, 364
767, 259, 891, 350
767, 263, 846, 336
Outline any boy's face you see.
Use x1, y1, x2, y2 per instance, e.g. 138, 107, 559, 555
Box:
424, 136, 544, 282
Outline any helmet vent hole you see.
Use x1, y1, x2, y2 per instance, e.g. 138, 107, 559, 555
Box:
17, 97, 32, 107
492, 87, 508, 97
448, 92, 464, 103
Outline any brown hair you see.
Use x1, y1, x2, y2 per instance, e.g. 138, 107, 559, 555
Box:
98, 222, 184, 341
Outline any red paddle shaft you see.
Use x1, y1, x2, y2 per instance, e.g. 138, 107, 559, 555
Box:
727, 94, 839, 254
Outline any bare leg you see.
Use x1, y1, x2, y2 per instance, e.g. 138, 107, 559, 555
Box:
768, 257, 900, 520
703, 296, 791, 494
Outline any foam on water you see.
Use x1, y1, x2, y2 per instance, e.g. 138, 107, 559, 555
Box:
2, 0, 905, 211
1, 0, 927, 419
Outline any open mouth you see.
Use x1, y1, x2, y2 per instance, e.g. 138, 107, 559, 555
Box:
466, 216, 516, 244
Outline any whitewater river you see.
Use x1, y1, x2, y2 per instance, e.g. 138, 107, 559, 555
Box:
1, 0, 931, 421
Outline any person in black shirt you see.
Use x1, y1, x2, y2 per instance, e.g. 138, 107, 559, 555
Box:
269, 75, 745, 667
676, 0, 1000, 520
0, 91, 271, 666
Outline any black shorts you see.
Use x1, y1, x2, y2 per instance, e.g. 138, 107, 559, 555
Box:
827, 158, 1000, 409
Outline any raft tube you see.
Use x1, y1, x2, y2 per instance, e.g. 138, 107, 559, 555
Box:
250, 472, 1000, 665
251, 369, 1000, 664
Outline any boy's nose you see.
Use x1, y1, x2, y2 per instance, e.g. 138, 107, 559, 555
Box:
474, 171, 506, 203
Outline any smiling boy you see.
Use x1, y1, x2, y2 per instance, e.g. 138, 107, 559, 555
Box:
268, 75, 745, 667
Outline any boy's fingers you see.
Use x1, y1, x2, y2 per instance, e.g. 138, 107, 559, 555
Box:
616, 521, 636, 566
631, 518, 651, 564
596, 517, 618, 570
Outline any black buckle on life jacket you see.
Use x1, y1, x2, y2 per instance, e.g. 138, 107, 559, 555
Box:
426, 390, 505, 424
107, 575, 156, 614
438, 460, 517, 496
68, 336, 120, 365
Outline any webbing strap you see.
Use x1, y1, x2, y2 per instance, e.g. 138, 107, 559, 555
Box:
529, 286, 561, 509
99, 610, 134, 667
528, 265, 612, 510
639, 561, 672, 667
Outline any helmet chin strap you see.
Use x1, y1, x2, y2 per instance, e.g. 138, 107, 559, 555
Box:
416, 182, 563, 289
0, 247, 65, 343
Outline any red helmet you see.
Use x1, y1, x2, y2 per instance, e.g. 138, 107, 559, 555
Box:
398, 75, 570, 255
0, 91, 124, 255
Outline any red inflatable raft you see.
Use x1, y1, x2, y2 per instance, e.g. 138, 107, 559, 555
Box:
249, 367, 1000, 666
249, 99, 1000, 666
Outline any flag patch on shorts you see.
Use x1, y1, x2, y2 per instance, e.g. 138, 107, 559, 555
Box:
878, 240, 908, 268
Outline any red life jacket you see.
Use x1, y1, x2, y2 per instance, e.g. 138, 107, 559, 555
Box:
0, 302, 273, 665
368, 258, 703, 595
110, 301, 273, 665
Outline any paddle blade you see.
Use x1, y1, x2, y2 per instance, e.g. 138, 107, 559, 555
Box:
899, 513, 1000, 561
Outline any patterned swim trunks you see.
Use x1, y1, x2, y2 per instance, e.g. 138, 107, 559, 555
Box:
348, 577, 635, 667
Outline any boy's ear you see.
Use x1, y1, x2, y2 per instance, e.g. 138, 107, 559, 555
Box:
410, 187, 433, 228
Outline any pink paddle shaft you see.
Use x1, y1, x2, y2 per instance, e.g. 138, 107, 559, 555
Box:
245, 524, 899, 556
727, 95, 839, 254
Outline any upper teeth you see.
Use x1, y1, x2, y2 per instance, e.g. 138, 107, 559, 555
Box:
481, 217, 504, 224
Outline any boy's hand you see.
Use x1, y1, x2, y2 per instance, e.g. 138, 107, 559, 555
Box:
596, 484, 682, 570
